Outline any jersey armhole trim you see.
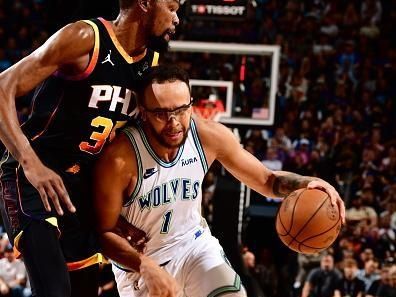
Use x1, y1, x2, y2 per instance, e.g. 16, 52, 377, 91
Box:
121, 128, 143, 206
207, 273, 242, 297
152, 52, 159, 66
190, 119, 208, 174
136, 124, 184, 168
53, 20, 100, 81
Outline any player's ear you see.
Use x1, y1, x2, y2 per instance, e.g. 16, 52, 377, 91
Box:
138, 0, 152, 12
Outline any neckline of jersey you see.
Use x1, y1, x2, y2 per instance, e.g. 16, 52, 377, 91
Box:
98, 17, 147, 64
136, 123, 185, 168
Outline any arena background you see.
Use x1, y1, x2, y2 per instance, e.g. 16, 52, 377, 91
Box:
0, 1, 395, 297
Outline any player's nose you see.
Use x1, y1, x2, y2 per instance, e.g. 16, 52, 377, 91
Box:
173, 13, 179, 26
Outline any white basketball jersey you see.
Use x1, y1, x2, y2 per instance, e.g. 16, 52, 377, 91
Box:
120, 119, 209, 263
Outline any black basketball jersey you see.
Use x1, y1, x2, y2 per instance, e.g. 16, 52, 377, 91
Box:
21, 18, 159, 171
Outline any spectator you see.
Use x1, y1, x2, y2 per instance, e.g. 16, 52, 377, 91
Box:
361, 0, 382, 26
302, 254, 342, 297
0, 247, 28, 297
367, 265, 392, 297
293, 252, 323, 291
254, 248, 279, 297
346, 196, 378, 230
268, 126, 293, 161
262, 147, 283, 171
242, 249, 265, 297
334, 259, 365, 297
375, 265, 396, 297
356, 258, 381, 292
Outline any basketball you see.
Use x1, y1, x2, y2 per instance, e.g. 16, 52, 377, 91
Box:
276, 188, 342, 254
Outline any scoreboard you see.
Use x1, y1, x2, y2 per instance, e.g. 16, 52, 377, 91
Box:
188, 0, 248, 21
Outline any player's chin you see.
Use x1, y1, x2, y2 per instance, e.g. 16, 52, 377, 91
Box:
147, 35, 170, 53
165, 135, 183, 147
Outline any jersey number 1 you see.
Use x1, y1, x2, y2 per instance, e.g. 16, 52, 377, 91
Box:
160, 210, 173, 234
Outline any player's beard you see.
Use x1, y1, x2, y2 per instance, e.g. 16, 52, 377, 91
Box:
147, 32, 170, 53
146, 15, 172, 53
148, 121, 189, 149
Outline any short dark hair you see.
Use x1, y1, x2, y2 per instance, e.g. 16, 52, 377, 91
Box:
137, 65, 190, 102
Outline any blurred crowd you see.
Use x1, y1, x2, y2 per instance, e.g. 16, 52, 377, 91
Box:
0, 0, 396, 296
184, 1, 396, 296
0, 232, 31, 297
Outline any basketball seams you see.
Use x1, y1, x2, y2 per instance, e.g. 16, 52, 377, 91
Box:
299, 215, 341, 246
287, 193, 330, 248
276, 189, 341, 254
276, 189, 305, 236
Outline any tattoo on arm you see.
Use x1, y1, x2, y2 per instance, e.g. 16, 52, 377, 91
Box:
272, 173, 315, 197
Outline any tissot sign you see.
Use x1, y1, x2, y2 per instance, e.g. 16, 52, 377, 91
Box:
188, 0, 248, 20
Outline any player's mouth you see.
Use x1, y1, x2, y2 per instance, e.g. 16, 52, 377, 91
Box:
165, 130, 182, 140
164, 29, 175, 41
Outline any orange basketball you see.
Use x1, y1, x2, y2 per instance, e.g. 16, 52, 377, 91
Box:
275, 188, 342, 254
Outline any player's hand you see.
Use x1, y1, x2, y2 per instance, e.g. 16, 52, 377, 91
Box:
140, 255, 181, 297
114, 216, 148, 253
307, 180, 346, 224
22, 154, 76, 215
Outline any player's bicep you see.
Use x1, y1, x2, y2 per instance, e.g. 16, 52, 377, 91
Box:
93, 135, 136, 232
93, 157, 123, 232
0, 21, 94, 97
200, 120, 273, 195
219, 143, 272, 194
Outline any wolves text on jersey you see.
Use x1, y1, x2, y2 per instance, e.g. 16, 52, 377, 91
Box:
137, 178, 201, 211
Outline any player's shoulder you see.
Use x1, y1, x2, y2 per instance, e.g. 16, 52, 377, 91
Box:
36, 20, 98, 66
99, 133, 136, 168
193, 116, 224, 136
192, 116, 235, 148
58, 20, 96, 43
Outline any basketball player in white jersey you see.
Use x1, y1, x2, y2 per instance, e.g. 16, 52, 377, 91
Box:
93, 65, 346, 297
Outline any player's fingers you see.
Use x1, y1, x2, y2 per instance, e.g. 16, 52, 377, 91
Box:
307, 180, 327, 193
307, 180, 321, 188
37, 186, 51, 212
338, 198, 346, 224
53, 180, 76, 213
46, 185, 63, 216
328, 189, 339, 206
308, 181, 339, 205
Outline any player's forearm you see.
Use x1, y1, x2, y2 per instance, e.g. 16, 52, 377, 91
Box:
0, 87, 38, 164
267, 171, 318, 198
99, 231, 143, 272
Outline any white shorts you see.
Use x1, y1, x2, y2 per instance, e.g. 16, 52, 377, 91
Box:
112, 229, 246, 297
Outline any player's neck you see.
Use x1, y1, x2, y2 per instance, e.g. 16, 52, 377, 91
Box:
142, 126, 180, 162
112, 13, 147, 57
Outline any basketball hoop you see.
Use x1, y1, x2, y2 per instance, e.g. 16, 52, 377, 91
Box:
193, 97, 225, 121
193, 106, 221, 121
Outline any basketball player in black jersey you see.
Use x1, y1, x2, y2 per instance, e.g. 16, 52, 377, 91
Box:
0, 1, 181, 297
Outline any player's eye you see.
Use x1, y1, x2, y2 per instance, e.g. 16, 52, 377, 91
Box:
155, 111, 167, 120
169, 3, 179, 13
175, 108, 186, 115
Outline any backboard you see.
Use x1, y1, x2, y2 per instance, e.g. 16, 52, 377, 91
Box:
167, 41, 281, 126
